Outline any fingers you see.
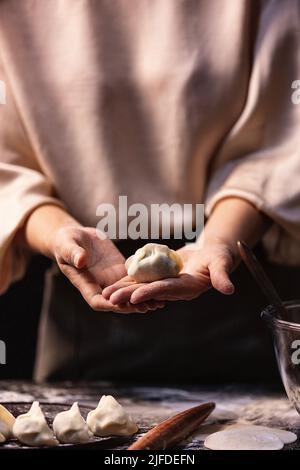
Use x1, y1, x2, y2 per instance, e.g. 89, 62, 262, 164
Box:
90, 298, 163, 314
145, 300, 166, 310
106, 272, 210, 305
59, 264, 164, 313
130, 274, 200, 303
60, 264, 103, 305
208, 259, 235, 295
108, 283, 167, 307
109, 283, 144, 305
55, 238, 87, 269
102, 276, 136, 299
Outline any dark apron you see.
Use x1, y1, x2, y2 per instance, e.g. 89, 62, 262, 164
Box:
34, 241, 298, 383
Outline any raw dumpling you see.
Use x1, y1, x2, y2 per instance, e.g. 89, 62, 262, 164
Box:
0, 404, 15, 443
126, 243, 183, 283
204, 427, 284, 450
53, 402, 91, 444
13, 401, 58, 447
0, 419, 10, 440
87, 395, 138, 437
0, 404, 15, 436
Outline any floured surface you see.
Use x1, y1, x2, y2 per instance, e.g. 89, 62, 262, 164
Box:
0, 382, 299, 450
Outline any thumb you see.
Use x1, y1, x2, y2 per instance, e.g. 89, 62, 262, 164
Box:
208, 258, 235, 295
57, 241, 87, 269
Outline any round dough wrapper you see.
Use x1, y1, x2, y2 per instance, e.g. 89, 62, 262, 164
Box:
227, 423, 297, 444
204, 428, 284, 450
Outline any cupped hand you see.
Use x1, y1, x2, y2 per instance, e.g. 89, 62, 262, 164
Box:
51, 226, 164, 313
102, 242, 237, 305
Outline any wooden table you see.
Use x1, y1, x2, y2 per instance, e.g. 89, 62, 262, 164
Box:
0, 381, 299, 450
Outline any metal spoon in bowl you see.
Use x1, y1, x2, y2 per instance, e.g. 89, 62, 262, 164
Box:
237, 240, 286, 320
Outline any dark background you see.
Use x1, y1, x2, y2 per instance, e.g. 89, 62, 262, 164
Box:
0, 247, 300, 381
0, 256, 50, 379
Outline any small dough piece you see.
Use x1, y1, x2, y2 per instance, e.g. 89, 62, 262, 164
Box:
227, 423, 297, 444
87, 395, 138, 437
126, 243, 183, 283
53, 402, 91, 444
204, 428, 284, 450
0, 432, 6, 443
13, 401, 58, 447
0, 404, 15, 436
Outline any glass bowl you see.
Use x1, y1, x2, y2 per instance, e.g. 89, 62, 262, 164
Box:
262, 300, 300, 414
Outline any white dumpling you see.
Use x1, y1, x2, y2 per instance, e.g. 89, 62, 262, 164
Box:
53, 402, 91, 444
0, 404, 15, 442
87, 395, 138, 437
126, 243, 183, 283
204, 427, 284, 450
0, 404, 15, 437
0, 419, 10, 440
13, 401, 58, 447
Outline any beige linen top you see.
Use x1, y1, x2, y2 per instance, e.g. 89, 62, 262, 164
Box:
0, 0, 299, 293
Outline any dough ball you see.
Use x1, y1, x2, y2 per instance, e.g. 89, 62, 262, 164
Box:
126, 243, 183, 283
53, 402, 91, 444
13, 401, 58, 447
87, 395, 138, 437
204, 427, 284, 450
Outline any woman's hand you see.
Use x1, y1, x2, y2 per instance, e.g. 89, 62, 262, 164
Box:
50, 226, 165, 313
18, 204, 164, 313
102, 241, 237, 305
19, 198, 269, 311
102, 197, 271, 305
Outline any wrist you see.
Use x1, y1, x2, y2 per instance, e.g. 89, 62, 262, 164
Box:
45, 221, 82, 259
196, 233, 240, 266
21, 204, 81, 258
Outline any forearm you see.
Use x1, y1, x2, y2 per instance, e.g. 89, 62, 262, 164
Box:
16, 204, 81, 258
199, 197, 271, 260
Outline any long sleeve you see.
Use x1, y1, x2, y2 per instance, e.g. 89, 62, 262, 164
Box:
0, 58, 64, 294
205, 0, 300, 264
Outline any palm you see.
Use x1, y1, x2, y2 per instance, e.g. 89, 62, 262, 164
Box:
55, 228, 162, 312
80, 232, 127, 288
102, 243, 234, 304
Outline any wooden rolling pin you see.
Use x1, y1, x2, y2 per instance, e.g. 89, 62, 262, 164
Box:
128, 402, 215, 450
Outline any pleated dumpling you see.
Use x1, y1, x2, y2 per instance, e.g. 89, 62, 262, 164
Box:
126, 243, 183, 283
13, 402, 58, 447
87, 395, 138, 437
53, 402, 91, 444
